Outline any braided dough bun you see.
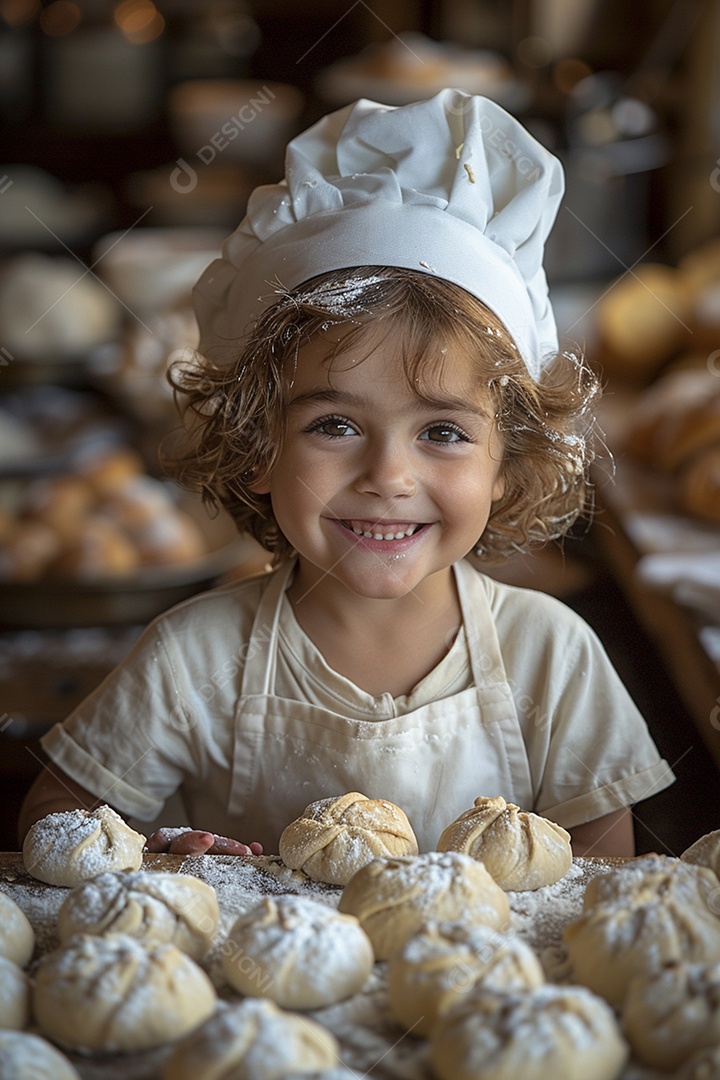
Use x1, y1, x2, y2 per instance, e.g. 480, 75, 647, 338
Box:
162, 999, 339, 1080
387, 919, 544, 1037
0, 1032, 81, 1080
0, 956, 32, 1030
621, 960, 720, 1071
683, 829, 720, 879
279, 791, 418, 885
337, 851, 509, 961
33, 932, 216, 1053
0, 892, 34, 967
57, 870, 220, 960
436, 795, 572, 890
23, 805, 145, 887
582, 853, 720, 911
429, 984, 628, 1080
564, 870, 720, 1009
221, 895, 373, 1009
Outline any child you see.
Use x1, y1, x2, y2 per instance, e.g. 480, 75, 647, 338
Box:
20, 89, 673, 858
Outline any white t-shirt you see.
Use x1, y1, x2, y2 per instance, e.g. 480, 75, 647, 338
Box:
41, 561, 674, 847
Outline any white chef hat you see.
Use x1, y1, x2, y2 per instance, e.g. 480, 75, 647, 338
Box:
193, 88, 565, 381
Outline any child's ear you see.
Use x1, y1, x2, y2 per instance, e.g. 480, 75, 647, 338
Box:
491, 471, 505, 502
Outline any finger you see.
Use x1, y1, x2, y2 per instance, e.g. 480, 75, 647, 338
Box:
167, 831, 216, 855
209, 835, 256, 855
249, 841, 264, 855
145, 830, 171, 852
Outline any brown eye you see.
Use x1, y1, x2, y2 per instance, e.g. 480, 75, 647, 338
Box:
421, 424, 468, 444
306, 416, 358, 438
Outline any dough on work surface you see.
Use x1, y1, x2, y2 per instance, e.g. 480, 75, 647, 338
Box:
33, 932, 216, 1053
162, 998, 340, 1080
23, 805, 146, 887
0, 956, 32, 1030
683, 830, 720, 879
435, 795, 572, 890
279, 1072, 364, 1079
564, 883, 720, 1008
387, 918, 544, 1037
279, 791, 418, 886
0, 1031, 81, 1080
57, 870, 220, 960
0, 891, 34, 966
582, 853, 720, 911
621, 960, 720, 1071
221, 894, 374, 1009
429, 983, 628, 1080
337, 851, 509, 961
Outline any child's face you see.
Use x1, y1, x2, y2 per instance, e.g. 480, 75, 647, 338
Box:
251, 323, 505, 602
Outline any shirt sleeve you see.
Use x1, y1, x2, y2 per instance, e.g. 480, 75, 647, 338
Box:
489, 578, 676, 829
40, 613, 218, 821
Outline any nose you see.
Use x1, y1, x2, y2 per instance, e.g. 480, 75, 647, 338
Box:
354, 436, 416, 498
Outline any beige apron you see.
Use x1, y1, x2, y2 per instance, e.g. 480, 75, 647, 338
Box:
228, 559, 534, 852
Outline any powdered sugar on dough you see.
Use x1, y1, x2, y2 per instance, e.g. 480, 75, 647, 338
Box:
23, 806, 145, 887
0, 854, 683, 1079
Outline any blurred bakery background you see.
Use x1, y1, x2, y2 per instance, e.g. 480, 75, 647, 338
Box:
1, 0, 720, 852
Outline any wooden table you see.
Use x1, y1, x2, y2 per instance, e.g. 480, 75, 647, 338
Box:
592, 458, 720, 773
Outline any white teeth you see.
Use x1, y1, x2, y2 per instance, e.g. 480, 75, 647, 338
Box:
347, 522, 420, 540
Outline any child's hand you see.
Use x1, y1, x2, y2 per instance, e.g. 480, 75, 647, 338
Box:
146, 828, 263, 856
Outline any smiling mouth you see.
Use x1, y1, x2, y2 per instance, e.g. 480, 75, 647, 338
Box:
340, 520, 428, 541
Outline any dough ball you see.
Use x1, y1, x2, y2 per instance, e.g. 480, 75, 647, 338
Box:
0, 520, 62, 581
131, 508, 206, 566
387, 919, 544, 1036
50, 516, 141, 579
221, 894, 373, 1009
430, 984, 628, 1080
564, 888, 720, 1009
279, 1072, 364, 1079
23, 805, 146, 887
279, 791, 418, 886
337, 851, 510, 961
583, 853, 719, 911
0, 892, 34, 967
33, 932, 216, 1053
78, 449, 146, 497
0, 1031, 81, 1080
162, 998, 340, 1080
436, 795, 572, 890
683, 830, 720, 880
57, 870, 220, 960
0, 956, 32, 1030
621, 960, 720, 1071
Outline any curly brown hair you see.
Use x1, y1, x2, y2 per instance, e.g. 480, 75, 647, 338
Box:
164, 266, 601, 564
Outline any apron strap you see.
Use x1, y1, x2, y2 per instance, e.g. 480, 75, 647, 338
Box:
240, 560, 296, 697
453, 560, 513, 691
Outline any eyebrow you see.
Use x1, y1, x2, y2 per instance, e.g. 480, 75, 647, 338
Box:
288, 388, 493, 419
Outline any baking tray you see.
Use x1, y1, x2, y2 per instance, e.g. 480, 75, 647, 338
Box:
0, 498, 268, 629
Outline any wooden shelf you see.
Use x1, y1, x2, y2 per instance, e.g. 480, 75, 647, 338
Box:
593, 476, 720, 772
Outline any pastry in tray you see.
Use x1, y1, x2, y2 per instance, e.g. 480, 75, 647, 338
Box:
0, 447, 209, 583
621, 364, 720, 523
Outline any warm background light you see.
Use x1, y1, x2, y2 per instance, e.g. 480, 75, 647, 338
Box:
0, 0, 39, 28
113, 0, 164, 44
39, 0, 81, 37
